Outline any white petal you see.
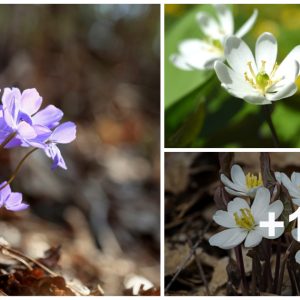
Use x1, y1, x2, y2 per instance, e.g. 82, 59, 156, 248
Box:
224, 187, 248, 197
295, 251, 300, 264
235, 9, 258, 38
244, 230, 263, 248
243, 95, 272, 105
214, 5, 234, 36
196, 12, 223, 40
257, 224, 284, 239
177, 39, 222, 70
214, 61, 256, 97
209, 228, 247, 249
213, 210, 237, 228
293, 198, 300, 206
266, 81, 298, 101
281, 173, 300, 198
251, 187, 270, 222
227, 197, 250, 215
268, 200, 284, 219
224, 36, 257, 77
255, 32, 277, 75
221, 174, 247, 193
276, 45, 300, 79
231, 164, 246, 188
291, 172, 300, 186
292, 228, 300, 242
170, 54, 193, 71
274, 172, 282, 184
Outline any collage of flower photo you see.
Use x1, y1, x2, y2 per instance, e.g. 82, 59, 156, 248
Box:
164, 3, 300, 297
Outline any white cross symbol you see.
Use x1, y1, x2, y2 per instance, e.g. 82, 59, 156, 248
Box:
260, 212, 284, 237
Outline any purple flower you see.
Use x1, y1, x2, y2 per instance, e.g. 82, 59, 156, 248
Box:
0, 87, 77, 171
43, 121, 76, 170
0, 182, 28, 211
0, 88, 63, 148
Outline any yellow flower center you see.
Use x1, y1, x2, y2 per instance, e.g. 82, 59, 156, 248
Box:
244, 60, 282, 95
234, 208, 255, 230
206, 38, 224, 54
211, 39, 223, 51
245, 172, 263, 190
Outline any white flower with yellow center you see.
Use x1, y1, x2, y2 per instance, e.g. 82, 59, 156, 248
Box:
215, 32, 300, 105
221, 164, 263, 198
209, 187, 284, 249
170, 5, 258, 70
276, 171, 300, 206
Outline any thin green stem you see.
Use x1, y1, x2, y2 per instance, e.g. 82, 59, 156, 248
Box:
0, 148, 37, 191
261, 105, 280, 147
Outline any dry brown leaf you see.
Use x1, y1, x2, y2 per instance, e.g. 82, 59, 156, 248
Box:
209, 257, 229, 294
165, 243, 191, 276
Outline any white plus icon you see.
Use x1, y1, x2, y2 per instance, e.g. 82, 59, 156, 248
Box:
260, 212, 284, 237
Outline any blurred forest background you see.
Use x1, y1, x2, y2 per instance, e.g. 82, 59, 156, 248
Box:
0, 4, 160, 295
165, 4, 300, 148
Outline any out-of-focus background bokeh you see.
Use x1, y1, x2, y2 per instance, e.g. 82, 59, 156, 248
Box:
165, 4, 300, 148
0, 4, 160, 295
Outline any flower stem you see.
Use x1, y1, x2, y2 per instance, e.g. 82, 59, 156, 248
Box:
0, 148, 37, 191
0, 132, 17, 151
273, 237, 282, 293
261, 105, 280, 147
234, 245, 248, 295
277, 240, 296, 295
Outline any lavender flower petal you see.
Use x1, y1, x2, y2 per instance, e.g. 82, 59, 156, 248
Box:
32, 104, 63, 129
51, 121, 76, 144
20, 88, 42, 116
5, 192, 29, 211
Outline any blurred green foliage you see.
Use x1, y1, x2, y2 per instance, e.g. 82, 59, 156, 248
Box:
165, 4, 300, 148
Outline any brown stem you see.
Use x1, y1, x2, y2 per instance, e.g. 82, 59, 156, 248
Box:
235, 245, 248, 295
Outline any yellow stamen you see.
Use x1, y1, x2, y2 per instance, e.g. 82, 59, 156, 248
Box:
234, 208, 255, 230
247, 61, 256, 79
270, 62, 279, 78
245, 172, 263, 190
244, 60, 282, 95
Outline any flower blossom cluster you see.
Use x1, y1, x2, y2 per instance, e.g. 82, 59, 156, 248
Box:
0, 88, 76, 212
210, 164, 300, 264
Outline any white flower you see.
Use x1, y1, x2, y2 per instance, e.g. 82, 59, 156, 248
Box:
221, 164, 263, 198
170, 5, 258, 71
209, 187, 284, 249
215, 32, 300, 105
276, 171, 300, 206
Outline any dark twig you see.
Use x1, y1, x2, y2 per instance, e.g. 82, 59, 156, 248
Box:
187, 237, 211, 295
165, 221, 212, 293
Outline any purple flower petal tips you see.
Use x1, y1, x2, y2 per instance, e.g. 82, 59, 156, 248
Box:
0, 182, 28, 212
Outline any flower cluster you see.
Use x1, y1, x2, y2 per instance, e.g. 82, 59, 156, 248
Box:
171, 5, 300, 104
210, 164, 300, 264
0, 87, 76, 212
